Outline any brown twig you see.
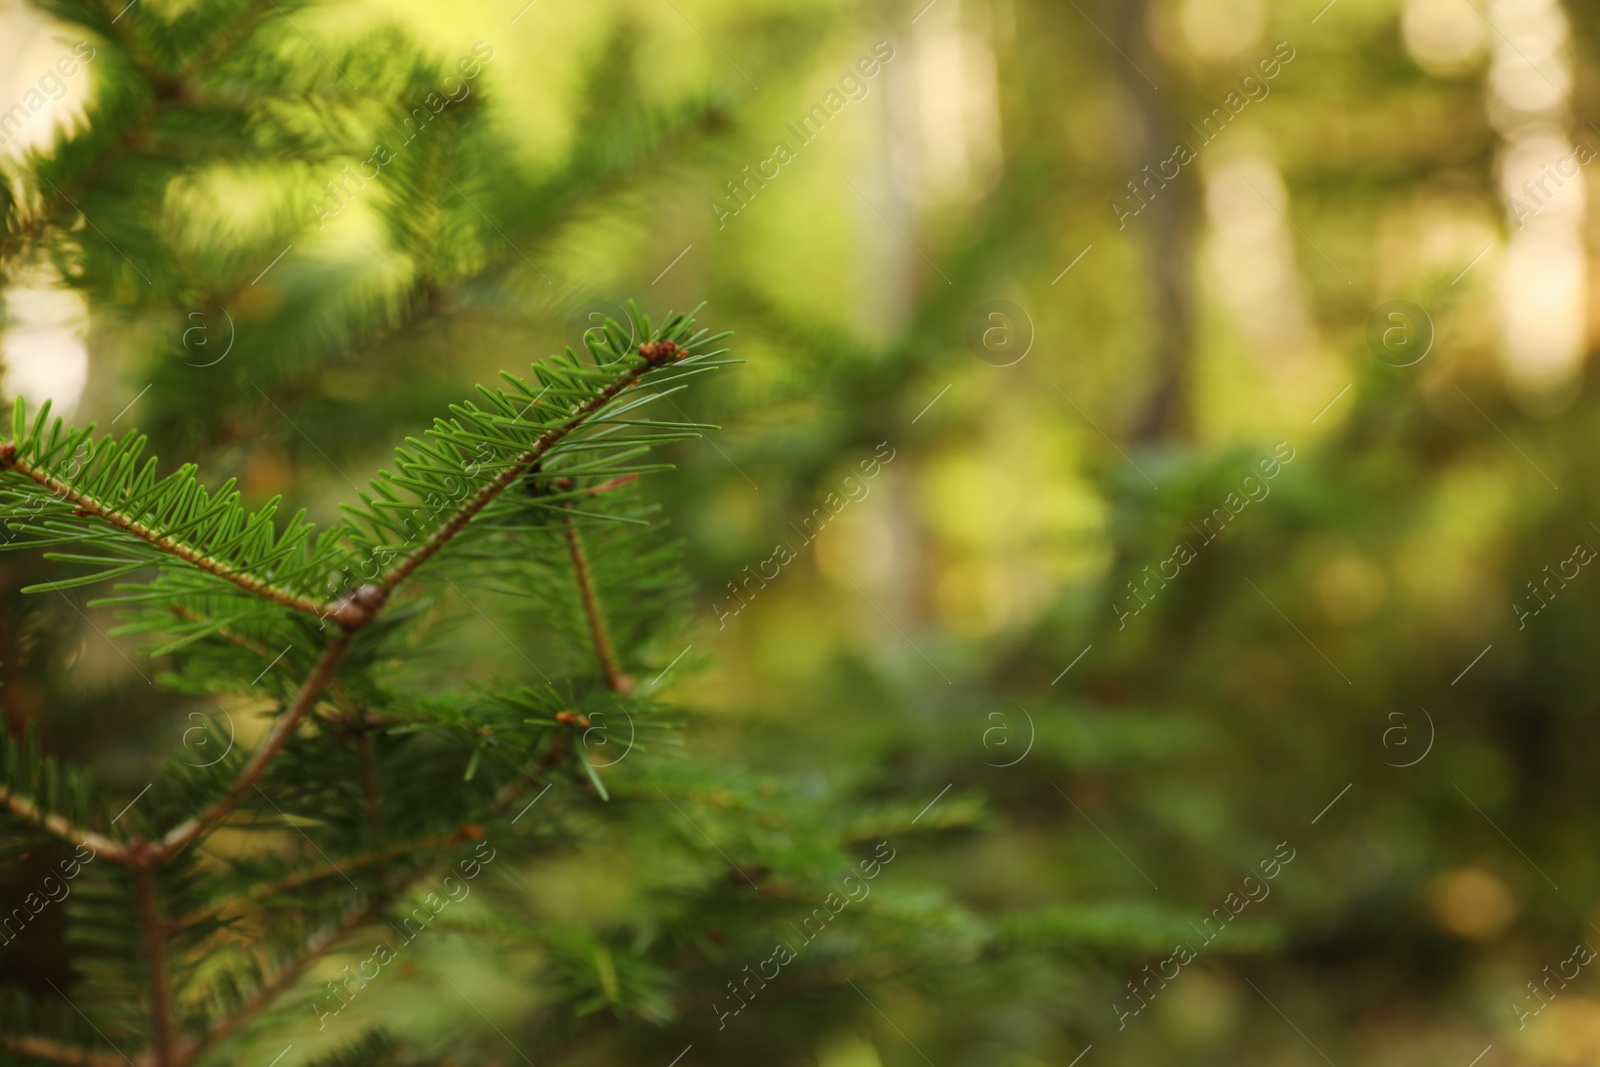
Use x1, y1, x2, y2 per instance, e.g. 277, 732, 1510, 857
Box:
584, 472, 639, 495
160, 638, 349, 857
563, 516, 628, 693
173, 902, 378, 1067
132, 856, 177, 1067
0, 1033, 137, 1067
0, 786, 128, 863
546, 462, 643, 694
166, 605, 276, 659
167, 832, 463, 932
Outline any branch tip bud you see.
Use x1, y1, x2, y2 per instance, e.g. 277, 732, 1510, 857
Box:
325, 583, 389, 630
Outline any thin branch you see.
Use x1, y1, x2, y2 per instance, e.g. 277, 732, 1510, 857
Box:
563, 515, 627, 693
584, 472, 640, 495
0, 448, 327, 619
171, 768, 565, 1057
167, 832, 463, 932
486, 746, 568, 819
0, 1033, 134, 1067
173, 743, 570, 934
159, 638, 349, 857
317, 707, 412, 729
167, 767, 563, 1062
173, 902, 377, 1067
327, 682, 385, 832
0, 786, 128, 863
177, 0, 279, 80
373, 352, 672, 597
166, 605, 276, 659
132, 859, 177, 1067
182, 796, 532, 1066
177, 813, 506, 1064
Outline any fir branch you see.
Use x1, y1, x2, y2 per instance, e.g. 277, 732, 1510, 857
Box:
0, 298, 725, 1062
0, 1033, 130, 1067
0, 443, 329, 618
160, 638, 350, 857
173, 0, 277, 79
371, 352, 673, 598
0, 784, 127, 862
175, 745, 572, 931
1, 0, 763, 1050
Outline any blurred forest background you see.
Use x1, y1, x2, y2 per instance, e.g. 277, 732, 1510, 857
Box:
3, 0, 1600, 1063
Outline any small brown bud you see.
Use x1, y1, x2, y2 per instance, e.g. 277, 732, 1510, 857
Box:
639, 340, 681, 364
326, 583, 389, 630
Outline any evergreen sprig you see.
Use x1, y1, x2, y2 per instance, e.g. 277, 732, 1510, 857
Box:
0, 400, 340, 614
0, 305, 732, 1067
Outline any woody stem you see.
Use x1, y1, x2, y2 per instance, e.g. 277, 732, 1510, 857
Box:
132, 857, 177, 1067
563, 514, 626, 692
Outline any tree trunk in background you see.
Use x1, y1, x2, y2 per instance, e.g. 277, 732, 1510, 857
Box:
1107, 0, 1195, 444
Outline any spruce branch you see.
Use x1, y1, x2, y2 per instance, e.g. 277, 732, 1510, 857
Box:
5, 448, 324, 614
0, 1033, 130, 1067
0, 414, 333, 619
172, 0, 278, 80
0, 784, 127, 862
368, 341, 698, 600
0, 303, 727, 1065
2, 0, 768, 1055
179, 818, 516, 1064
